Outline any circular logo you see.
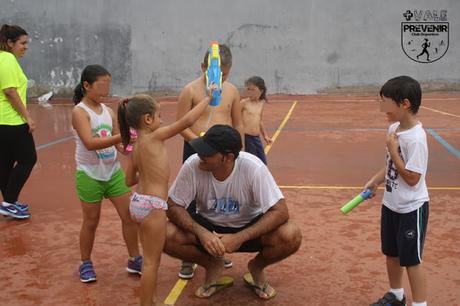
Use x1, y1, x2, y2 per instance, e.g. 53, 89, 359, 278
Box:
405, 229, 416, 239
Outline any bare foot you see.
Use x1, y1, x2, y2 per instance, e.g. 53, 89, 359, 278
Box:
247, 258, 266, 286
246, 260, 277, 300
203, 257, 225, 286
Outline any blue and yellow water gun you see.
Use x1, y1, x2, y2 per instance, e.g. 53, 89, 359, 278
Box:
205, 41, 222, 106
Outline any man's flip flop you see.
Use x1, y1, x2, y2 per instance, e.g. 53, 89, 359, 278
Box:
194, 276, 234, 298
243, 272, 277, 300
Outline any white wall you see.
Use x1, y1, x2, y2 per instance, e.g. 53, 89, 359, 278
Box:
1, 0, 459, 94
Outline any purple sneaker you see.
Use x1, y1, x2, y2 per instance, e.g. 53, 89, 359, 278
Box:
15, 201, 29, 212
126, 255, 142, 275
79, 260, 97, 283
0, 203, 30, 219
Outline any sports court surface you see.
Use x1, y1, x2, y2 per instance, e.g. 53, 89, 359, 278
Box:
1, 92, 459, 306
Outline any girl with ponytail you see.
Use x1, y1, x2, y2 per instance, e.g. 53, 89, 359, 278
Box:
117, 84, 214, 305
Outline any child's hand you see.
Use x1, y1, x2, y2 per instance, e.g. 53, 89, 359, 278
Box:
386, 132, 399, 154
206, 82, 219, 98
127, 137, 137, 150
119, 130, 137, 155
363, 179, 380, 198
264, 136, 273, 145
116, 143, 129, 155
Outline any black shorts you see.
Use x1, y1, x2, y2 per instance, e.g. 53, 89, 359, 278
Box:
182, 140, 196, 163
244, 134, 267, 164
381, 202, 429, 266
191, 213, 263, 253
182, 141, 197, 214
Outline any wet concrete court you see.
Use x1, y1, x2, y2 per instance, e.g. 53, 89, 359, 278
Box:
1, 93, 459, 305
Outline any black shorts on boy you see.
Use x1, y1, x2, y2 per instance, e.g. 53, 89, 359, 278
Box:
381, 201, 429, 266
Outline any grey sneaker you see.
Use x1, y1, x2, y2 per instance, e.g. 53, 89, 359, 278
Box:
178, 262, 197, 279
178, 258, 232, 279
223, 258, 233, 268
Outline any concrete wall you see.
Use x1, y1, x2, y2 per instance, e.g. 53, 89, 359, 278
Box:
1, 0, 459, 95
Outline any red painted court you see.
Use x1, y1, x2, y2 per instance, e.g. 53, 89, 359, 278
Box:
1, 93, 459, 305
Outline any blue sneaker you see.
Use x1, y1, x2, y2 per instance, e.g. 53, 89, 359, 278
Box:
0, 203, 31, 219
15, 201, 29, 212
126, 255, 142, 275
79, 260, 97, 283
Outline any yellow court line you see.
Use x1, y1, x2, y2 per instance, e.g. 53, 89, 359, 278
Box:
163, 100, 298, 305
164, 279, 190, 305
265, 101, 298, 154
279, 185, 460, 190
421, 106, 460, 119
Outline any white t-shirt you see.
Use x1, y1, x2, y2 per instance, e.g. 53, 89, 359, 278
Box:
73, 102, 120, 181
169, 152, 284, 227
383, 122, 429, 213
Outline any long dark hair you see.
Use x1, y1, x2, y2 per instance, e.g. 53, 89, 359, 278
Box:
117, 94, 158, 149
0, 24, 28, 51
245, 76, 267, 102
73, 65, 111, 104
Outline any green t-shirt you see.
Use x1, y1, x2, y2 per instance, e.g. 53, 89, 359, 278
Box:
0, 51, 28, 125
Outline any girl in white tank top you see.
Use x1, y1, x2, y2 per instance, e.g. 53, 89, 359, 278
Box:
71, 65, 140, 284
74, 102, 119, 181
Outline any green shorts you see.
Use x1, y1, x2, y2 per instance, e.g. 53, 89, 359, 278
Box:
75, 169, 131, 203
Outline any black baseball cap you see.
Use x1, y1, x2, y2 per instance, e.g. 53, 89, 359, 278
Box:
189, 124, 242, 157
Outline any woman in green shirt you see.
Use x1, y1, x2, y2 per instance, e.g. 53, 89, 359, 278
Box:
0, 24, 36, 219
